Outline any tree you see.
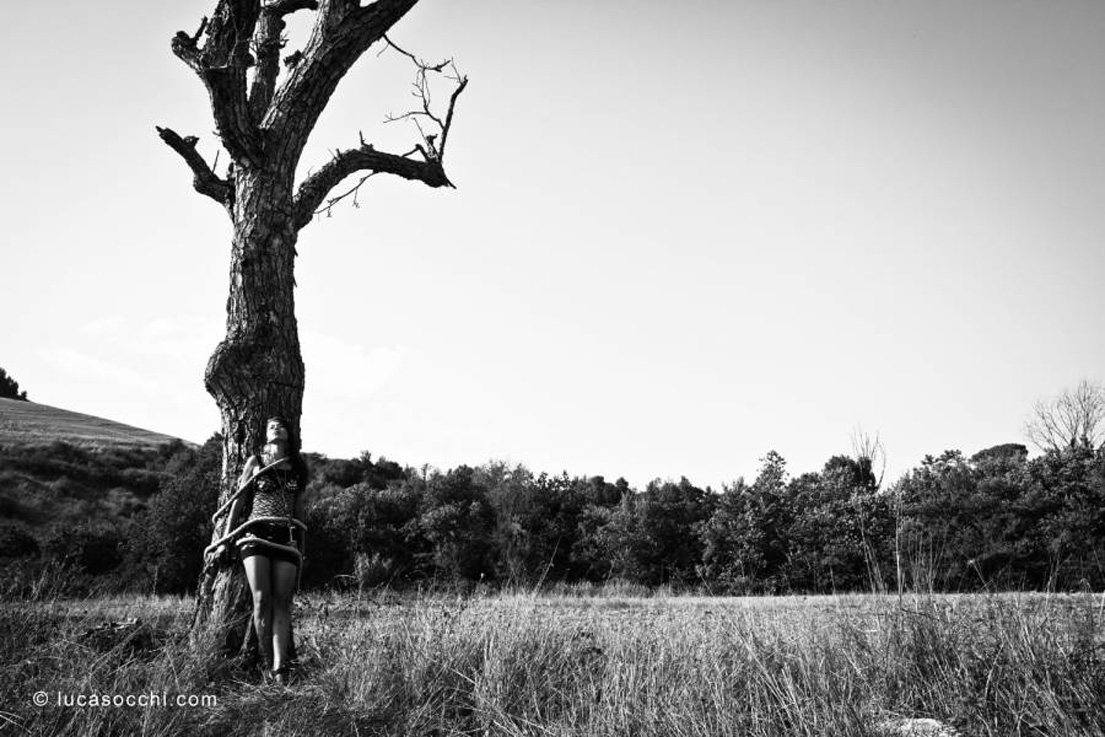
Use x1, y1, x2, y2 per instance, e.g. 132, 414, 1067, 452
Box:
784, 457, 893, 593
1025, 379, 1105, 453
0, 367, 28, 401
699, 452, 792, 593
158, 0, 466, 652
419, 466, 494, 583
1023, 443, 1105, 588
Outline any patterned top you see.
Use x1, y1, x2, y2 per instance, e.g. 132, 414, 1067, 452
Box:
247, 463, 300, 521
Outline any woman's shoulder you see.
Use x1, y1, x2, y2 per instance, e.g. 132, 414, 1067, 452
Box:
240, 454, 263, 477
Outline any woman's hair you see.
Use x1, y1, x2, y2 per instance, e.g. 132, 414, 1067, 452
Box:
266, 415, 309, 488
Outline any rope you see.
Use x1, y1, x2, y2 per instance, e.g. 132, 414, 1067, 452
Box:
204, 516, 308, 557
234, 535, 303, 561
202, 459, 309, 592
210, 458, 292, 524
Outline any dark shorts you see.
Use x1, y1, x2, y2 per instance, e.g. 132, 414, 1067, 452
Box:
238, 522, 302, 567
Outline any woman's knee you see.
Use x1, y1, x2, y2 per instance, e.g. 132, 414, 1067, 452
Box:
271, 590, 293, 615
251, 589, 272, 615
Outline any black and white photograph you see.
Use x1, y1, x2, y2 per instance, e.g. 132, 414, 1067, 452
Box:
2, 1, 1104, 734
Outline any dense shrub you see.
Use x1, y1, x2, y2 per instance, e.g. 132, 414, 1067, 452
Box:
122, 436, 222, 593
43, 523, 126, 575
0, 523, 40, 558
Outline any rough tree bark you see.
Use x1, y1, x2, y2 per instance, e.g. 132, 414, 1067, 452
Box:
157, 0, 466, 656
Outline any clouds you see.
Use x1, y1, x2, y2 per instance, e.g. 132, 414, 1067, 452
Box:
78, 315, 217, 361
37, 315, 220, 441
300, 332, 406, 401
38, 317, 411, 451
39, 345, 162, 398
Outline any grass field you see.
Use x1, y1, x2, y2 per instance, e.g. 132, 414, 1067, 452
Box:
0, 397, 186, 450
2, 587, 1103, 736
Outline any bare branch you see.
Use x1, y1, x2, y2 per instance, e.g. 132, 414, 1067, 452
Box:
263, 0, 419, 155
315, 171, 381, 218
171, 19, 209, 73
248, 0, 319, 123
1025, 379, 1105, 453
382, 37, 468, 162
438, 70, 468, 159
268, 0, 319, 13
156, 126, 234, 212
293, 141, 451, 229
201, 0, 262, 69
171, 1, 264, 165
289, 32, 467, 227
248, 15, 286, 124
382, 34, 449, 72
204, 67, 263, 163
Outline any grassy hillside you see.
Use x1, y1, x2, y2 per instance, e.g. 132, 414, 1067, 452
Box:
0, 399, 203, 572
0, 397, 187, 450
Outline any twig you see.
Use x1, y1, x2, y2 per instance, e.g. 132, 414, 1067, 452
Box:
380, 35, 467, 162
315, 172, 381, 217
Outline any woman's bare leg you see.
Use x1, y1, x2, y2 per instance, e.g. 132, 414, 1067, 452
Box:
242, 555, 274, 671
270, 559, 298, 680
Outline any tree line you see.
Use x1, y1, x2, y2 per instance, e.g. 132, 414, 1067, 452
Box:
301, 441, 1105, 593
0, 367, 28, 401
4, 434, 1103, 596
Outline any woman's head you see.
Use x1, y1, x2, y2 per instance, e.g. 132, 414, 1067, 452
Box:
264, 414, 308, 485
265, 416, 290, 445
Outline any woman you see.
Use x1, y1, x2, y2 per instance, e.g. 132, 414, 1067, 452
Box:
215, 416, 308, 683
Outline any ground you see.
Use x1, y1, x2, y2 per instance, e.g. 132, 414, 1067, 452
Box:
2, 589, 1103, 736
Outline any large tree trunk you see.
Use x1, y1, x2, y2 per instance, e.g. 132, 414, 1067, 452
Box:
192, 166, 304, 657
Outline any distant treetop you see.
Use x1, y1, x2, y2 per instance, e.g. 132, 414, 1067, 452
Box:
0, 367, 28, 401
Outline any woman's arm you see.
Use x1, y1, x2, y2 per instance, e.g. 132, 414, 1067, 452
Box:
230, 456, 259, 526
224, 498, 242, 534
294, 485, 305, 525
218, 456, 259, 541
237, 455, 260, 488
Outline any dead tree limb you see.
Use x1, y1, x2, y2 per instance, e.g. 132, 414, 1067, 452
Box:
293, 143, 451, 227
249, 1, 319, 124
156, 126, 234, 211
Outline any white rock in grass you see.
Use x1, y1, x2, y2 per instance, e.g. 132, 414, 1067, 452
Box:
875, 717, 963, 736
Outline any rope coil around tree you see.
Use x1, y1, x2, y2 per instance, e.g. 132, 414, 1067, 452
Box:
203, 459, 308, 575
204, 516, 308, 560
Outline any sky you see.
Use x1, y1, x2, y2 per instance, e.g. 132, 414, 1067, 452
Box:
2, 0, 1104, 491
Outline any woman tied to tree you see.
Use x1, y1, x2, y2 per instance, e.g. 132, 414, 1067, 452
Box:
209, 416, 308, 683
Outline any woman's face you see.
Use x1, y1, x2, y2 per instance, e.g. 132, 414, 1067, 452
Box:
266, 418, 289, 443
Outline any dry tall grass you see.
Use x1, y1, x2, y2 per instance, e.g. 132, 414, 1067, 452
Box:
2, 587, 1102, 736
